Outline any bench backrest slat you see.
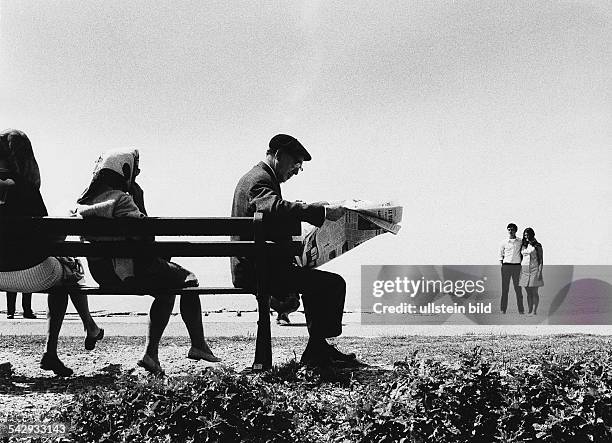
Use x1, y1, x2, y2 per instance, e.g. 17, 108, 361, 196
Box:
38, 240, 302, 258
0, 216, 301, 237
0, 217, 256, 236
63, 286, 252, 295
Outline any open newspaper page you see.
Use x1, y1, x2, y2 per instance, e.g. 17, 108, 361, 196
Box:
297, 200, 402, 268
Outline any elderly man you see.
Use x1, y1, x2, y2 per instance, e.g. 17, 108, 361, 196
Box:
231, 134, 356, 369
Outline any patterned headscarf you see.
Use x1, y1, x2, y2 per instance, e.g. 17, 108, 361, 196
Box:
91, 148, 139, 182
0, 129, 41, 189
77, 148, 139, 204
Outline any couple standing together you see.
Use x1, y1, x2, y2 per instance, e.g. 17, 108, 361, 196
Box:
499, 223, 544, 316
0, 129, 356, 375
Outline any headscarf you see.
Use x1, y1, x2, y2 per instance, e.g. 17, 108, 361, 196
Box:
0, 129, 41, 189
77, 148, 139, 204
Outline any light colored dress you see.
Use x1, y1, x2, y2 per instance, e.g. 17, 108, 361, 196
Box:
519, 244, 544, 287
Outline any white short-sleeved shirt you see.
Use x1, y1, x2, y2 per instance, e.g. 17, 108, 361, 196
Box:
499, 238, 522, 263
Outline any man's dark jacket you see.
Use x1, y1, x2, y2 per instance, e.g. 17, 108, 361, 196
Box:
231, 161, 325, 289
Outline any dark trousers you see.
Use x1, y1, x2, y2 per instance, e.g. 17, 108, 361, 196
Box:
6, 292, 32, 315
270, 292, 300, 315
265, 266, 345, 338
501, 264, 523, 313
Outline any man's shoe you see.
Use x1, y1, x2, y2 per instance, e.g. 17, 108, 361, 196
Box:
300, 348, 333, 368
326, 343, 356, 362
40, 353, 73, 377
6, 314, 14, 320
276, 312, 291, 326
23, 311, 37, 319
85, 328, 105, 351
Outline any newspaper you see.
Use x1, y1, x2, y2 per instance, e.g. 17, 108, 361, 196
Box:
297, 199, 403, 268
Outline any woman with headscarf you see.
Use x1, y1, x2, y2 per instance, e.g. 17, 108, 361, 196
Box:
0, 129, 103, 376
519, 227, 544, 315
75, 148, 219, 375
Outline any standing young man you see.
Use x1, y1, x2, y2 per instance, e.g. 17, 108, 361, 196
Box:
499, 223, 524, 314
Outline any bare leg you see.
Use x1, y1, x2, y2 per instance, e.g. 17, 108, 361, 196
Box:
181, 295, 219, 361
144, 294, 175, 363
45, 290, 68, 356
526, 289, 533, 314
180, 295, 205, 349
532, 288, 539, 315
40, 289, 73, 376
69, 293, 101, 337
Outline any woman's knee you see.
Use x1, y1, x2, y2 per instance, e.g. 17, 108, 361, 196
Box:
153, 293, 176, 307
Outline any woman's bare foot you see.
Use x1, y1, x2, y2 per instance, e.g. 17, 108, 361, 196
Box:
137, 354, 164, 375
187, 345, 221, 363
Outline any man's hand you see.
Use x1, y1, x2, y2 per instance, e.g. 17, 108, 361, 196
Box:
324, 205, 346, 221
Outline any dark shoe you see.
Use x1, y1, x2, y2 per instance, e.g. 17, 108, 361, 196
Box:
276, 312, 291, 326
300, 348, 333, 369
23, 311, 37, 319
326, 343, 356, 362
7, 314, 14, 320
85, 328, 104, 351
40, 353, 73, 377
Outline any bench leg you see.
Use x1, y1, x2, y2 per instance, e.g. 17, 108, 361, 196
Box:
253, 294, 272, 370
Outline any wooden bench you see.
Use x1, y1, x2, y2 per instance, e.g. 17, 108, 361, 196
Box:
0, 213, 301, 370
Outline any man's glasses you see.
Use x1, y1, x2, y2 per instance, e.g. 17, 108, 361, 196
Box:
286, 152, 303, 172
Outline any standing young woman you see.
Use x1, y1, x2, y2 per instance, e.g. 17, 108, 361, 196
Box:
0, 129, 103, 376
519, 227, 544, 315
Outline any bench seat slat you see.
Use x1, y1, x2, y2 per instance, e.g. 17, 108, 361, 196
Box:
41, 286, 253, 295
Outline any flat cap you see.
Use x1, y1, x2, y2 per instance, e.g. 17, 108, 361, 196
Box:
269, 134, 311, 161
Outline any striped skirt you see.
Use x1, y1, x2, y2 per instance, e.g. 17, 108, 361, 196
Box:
0, 257, 63, 292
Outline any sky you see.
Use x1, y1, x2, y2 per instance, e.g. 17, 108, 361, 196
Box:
1, 1, 611, 300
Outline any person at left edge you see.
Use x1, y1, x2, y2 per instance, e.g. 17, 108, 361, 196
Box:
0, 129, 103, 377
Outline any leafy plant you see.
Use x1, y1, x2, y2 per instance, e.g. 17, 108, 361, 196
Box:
59, 345, 612, 442
63, 368, 294, 442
